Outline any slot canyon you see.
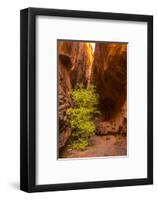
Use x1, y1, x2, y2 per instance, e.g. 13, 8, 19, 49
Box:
58, 40, 127, 158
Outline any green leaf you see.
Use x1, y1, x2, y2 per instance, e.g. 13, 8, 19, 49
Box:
66, 84, 101, 150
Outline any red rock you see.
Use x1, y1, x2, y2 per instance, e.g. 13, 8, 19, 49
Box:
58, 41, 93, 148
91, 43, 127, 120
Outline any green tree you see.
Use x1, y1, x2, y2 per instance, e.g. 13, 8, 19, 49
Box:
67, 85, 100, 150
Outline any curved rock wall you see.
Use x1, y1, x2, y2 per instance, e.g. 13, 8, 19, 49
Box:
58, 41, 93, 148
91, 43, 127, 120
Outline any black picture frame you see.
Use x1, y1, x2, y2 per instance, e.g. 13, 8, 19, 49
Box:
20, 7, 153, 192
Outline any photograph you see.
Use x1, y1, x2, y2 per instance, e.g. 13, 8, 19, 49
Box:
58, 40, 127, 159
20, 8, 153, 192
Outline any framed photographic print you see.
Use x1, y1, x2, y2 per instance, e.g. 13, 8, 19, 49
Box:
20, 7, 153, 192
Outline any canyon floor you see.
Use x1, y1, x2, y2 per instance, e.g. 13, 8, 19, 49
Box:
60, 134, 127, 159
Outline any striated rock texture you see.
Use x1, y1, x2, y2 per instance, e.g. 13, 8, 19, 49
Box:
91, 43, 127, 119
91, 43, 127, 135
58, 41, 93, 87
58, 60, 72, 148
58, 41, 93, 148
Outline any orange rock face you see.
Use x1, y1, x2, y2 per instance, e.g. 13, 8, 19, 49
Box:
58, 41, 93, 87
91, 43, 127, 120
58, 41, 93, 148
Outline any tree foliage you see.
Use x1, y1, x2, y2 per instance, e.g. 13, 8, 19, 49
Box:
67, 85, 100, 150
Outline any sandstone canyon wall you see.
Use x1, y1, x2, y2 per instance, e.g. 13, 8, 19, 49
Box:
58, 41, 93, 148
91, 43, 127, 135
